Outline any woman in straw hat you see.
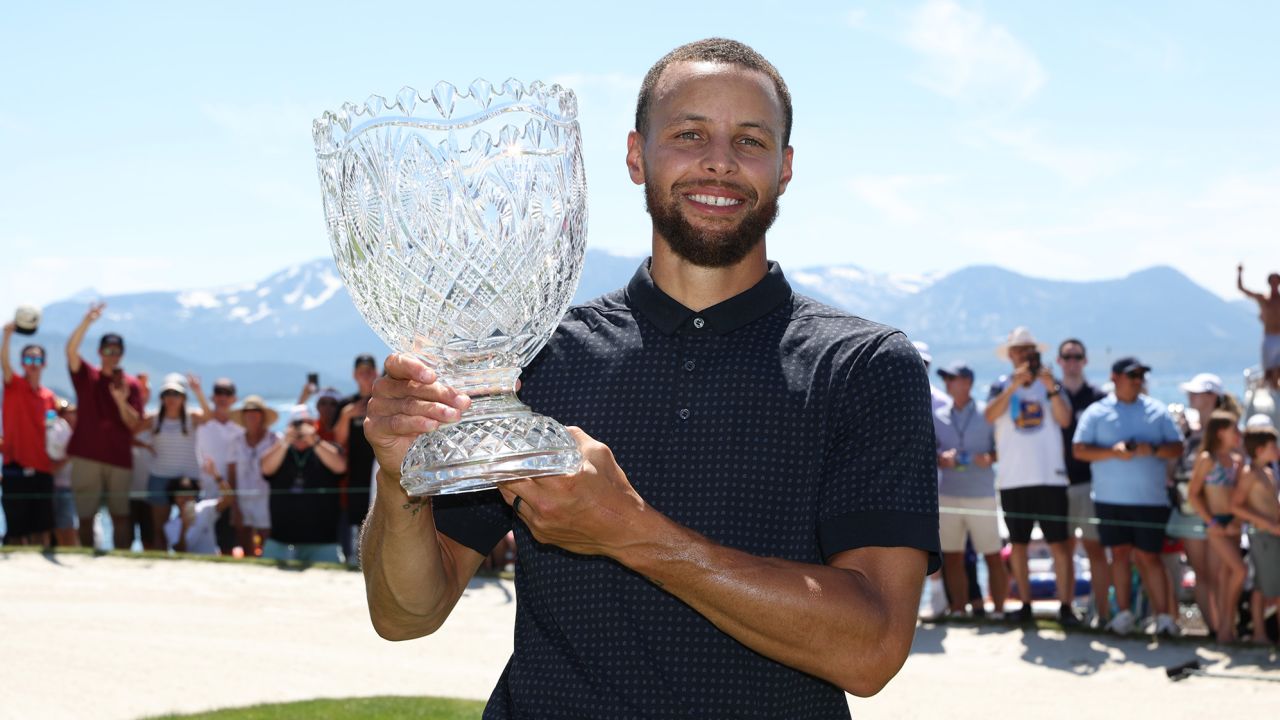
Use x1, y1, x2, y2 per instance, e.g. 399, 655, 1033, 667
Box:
229, 395, 280, 556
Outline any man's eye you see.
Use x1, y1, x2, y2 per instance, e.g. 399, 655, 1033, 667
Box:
739, 137, 765, 147
677, 131, 700, 140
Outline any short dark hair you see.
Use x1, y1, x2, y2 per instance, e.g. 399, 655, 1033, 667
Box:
354, 353, 377, 369
20, 344, 45, 360
1058, 338, 1086, 358
1244, 426, 1279, 460
635, 38, 793, 146
99, 332, 125, 351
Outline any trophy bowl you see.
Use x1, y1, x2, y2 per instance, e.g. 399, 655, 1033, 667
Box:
313, 80, 587, 496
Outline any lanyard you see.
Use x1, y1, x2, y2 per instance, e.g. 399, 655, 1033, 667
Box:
951, 403, 974, 445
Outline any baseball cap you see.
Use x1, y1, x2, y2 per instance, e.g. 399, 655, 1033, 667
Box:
1111, 357, 1152, 375
1246, 414, 1275, 429
159, 373, 187, 395
1178, 373, 1223, 396
937, 362, 975, 381
99, 332, 125, 351
288, 404, 314, 423
212, 378, 237, 395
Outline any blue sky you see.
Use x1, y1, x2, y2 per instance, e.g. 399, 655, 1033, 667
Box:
3, 1, 1278, 318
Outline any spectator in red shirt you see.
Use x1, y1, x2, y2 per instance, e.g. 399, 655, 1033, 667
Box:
64, 302, 144, 550
2, 321, 57, 546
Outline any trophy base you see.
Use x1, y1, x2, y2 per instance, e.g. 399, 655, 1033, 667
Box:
399, 400, 582, 497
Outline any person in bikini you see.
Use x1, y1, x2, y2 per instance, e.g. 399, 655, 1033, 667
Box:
1231, 426, 1280, 644
1187, 410, 1245, 643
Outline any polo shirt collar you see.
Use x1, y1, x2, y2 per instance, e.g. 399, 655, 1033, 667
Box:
625, 258, 792, 336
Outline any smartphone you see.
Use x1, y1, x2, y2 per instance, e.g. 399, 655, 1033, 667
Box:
1024, 351, 1044, 376
307, 372, 319, 386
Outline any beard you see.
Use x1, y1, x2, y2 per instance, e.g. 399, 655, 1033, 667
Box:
645, 180, 780, 268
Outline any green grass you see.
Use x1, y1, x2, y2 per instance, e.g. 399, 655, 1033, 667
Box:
141, 695, 485, 719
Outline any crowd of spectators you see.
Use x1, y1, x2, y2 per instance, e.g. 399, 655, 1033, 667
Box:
0, 303, 387, 566
922, 303, 1280, 643
3, 268, 1280, 645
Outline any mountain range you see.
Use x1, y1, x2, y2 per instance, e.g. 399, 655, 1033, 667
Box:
14, 250, 1260, 404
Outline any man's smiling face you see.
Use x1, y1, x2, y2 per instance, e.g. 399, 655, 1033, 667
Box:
628, 61, 793, 268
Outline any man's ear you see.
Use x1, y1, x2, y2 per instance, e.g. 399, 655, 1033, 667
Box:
626, 130, 645, 186
777, 145, 794, 196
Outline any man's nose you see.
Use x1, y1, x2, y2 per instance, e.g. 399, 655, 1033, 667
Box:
701, 136, 739, 175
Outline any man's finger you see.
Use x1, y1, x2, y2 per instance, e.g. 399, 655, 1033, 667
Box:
367, 413, 439, 438
368, 397, 463, 425
383, 353, 436, 384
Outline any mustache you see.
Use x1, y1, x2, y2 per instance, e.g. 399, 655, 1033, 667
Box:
671, 180, 757, 203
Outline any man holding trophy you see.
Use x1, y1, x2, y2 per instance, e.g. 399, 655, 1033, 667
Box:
322, 38, 939, 718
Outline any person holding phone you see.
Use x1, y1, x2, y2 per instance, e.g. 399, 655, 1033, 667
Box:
985, 326, 1076, 625
259, 405, 347, 563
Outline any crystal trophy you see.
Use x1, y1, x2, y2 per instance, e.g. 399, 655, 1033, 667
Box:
313, 80, 587, 496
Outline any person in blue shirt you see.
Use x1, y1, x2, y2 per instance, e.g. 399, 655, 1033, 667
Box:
933, 362, 1006, 618
1072, 357, 1184, 636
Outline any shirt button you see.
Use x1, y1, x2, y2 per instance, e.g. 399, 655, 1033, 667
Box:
692, 317, 705, 329
678, 408, 690, 420
683, 360, 695, 372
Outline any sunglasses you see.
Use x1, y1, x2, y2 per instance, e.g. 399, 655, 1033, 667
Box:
1125, 371, 1147, 380
213, 387, 236, 397
1059, 354, 1085, 361
21, 356, 45, 366
100, 346, 122, 357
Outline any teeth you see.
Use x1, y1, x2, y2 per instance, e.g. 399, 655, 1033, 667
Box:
687, 193, 743, 207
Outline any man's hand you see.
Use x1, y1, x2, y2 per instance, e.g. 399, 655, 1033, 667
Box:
937, 449, 958, 469
1009, 363, 1033, 388
1036, 367, 1058, 392
1111, 441, 1134, 461
83, 302, 105, 326
973, 452, 995, 469
2, 321, 13, 338
187, 373, 203, 395
108, 380, 129, 405
1133, 442, 1156, 458
496, 427, 646, 559
364, 354, 471, 476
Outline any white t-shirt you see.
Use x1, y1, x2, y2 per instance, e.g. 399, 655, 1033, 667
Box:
131, 427, 154, 495
990, 378, 1067, 490
47, 417, 73, 489
232, 430, 280, 503
197, 418, 246, 497
164, 498, 221, 555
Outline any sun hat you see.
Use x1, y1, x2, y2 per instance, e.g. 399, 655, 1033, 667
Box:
288, 404, 314, 423
911, 341, 932, 365
995, 326, 1048, 360
230, 395, 280, 427
1178, 373, 1223, 396
13, 304, 40, 335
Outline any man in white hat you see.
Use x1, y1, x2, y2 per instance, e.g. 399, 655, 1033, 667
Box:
984, 326, 1077, 625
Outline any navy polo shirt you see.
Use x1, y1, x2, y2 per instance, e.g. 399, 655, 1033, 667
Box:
435, 259, 940, 719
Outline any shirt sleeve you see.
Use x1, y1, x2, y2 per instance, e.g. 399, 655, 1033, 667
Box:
987, 378, 1008, 402
1072, 405, 1098, 446
433, 488, 514, 557
1158, 408, 1184, 444
816, 331, 941, 573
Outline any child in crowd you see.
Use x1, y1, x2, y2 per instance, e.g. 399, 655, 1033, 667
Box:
163, 469, 233, 555
1232, 426, 1280, 644
1188, 410, 1245, 643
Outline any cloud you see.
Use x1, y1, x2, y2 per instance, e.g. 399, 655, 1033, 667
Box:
847, 174, 949, 223
983, 125, 1131, 184
1192, 170, 1280, 211
904, 0, 1046, 109
846, 8, 868, 28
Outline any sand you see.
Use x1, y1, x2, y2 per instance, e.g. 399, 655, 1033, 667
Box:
1, 551, 1277, 720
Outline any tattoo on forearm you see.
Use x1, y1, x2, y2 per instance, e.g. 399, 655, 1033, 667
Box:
402, 498, 425, 516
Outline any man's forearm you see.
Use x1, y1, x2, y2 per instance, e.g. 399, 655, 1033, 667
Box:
361, 470, 469, 640
984, 387, 1012, 423
1072, 444, 1115, 462
114, 397, 141, 429
1154, 442, 1183, 460
616, 512, 924, 696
